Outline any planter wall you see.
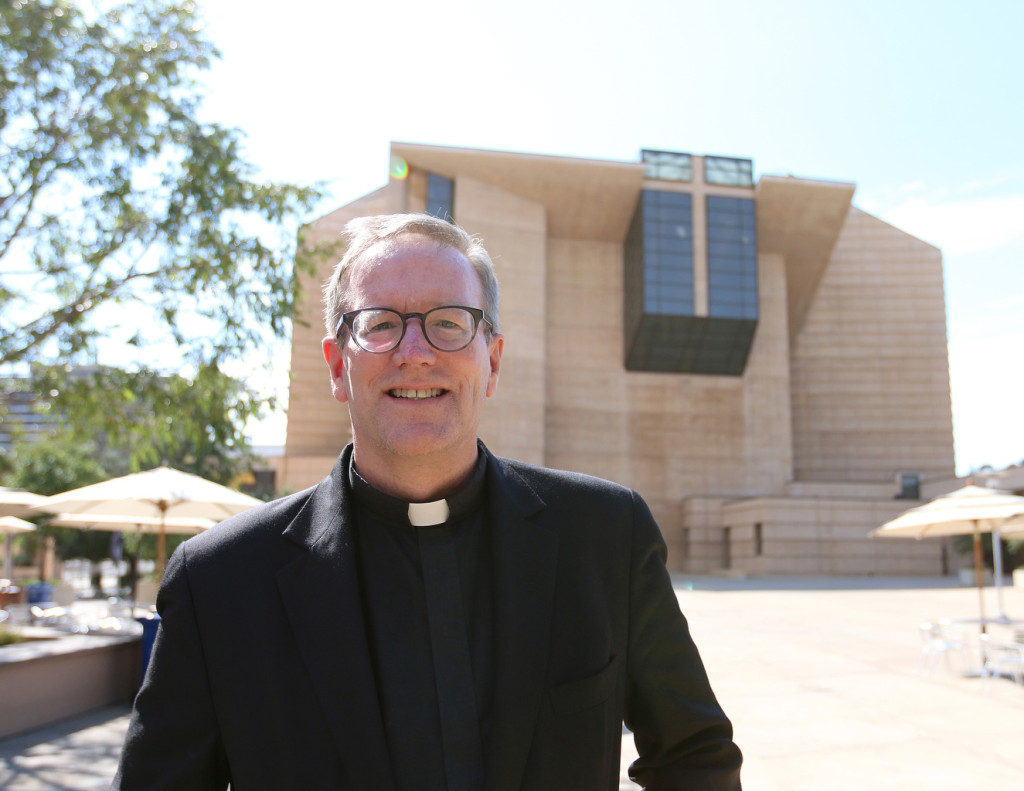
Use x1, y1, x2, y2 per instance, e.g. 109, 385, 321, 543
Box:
0, 634, 141, 740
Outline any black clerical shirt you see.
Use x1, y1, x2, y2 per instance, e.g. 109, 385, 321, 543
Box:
349, 453, 494, 791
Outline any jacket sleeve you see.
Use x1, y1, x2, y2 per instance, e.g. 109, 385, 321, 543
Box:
624, 490, 742, 790
111, 545, 230, 791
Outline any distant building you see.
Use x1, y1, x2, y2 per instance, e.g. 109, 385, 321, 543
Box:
970, 463, 1024, 497
0, 367, 105, 452
0, 381, 52, 452
281, 143, 957, 576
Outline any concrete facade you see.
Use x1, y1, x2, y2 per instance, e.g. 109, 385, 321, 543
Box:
280, 143, 956, 576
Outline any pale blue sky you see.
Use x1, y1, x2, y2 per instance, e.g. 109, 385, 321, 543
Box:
193, 0, 1023, 475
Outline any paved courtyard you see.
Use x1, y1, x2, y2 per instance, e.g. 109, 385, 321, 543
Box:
621, 576, 1024, 790
3, 576, 1023, 790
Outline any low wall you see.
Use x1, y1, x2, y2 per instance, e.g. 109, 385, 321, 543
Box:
0, 633, 141, 740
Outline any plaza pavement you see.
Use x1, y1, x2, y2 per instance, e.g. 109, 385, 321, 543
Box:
2, 576, 1023, 790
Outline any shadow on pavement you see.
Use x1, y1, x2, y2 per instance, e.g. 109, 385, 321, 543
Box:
0, 704, 132, 791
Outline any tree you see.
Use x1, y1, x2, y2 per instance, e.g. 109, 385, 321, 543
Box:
5, 433, 115, 565
3, 364, 265, 568
0, 0, 323, 369
26, 363, 267, 482
1, 0, 328, 504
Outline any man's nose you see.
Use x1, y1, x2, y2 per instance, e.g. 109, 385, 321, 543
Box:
393, 317, 436, 361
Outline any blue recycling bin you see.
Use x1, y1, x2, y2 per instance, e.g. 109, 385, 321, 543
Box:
135, 613, 161, 684
26, 582, 54, 604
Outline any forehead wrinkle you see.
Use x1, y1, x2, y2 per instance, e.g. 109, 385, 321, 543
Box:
359, 233, 453, 271
350, 235, 481, 310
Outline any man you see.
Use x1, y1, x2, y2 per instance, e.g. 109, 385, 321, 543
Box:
113, 213, 742, 790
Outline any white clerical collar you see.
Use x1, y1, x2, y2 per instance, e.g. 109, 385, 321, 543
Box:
408, 499, 450, 527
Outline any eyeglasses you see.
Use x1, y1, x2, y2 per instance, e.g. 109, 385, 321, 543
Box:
337, 305, 490, 353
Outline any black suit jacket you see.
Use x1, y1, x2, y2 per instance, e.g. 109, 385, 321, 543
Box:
113, 445, 741, 790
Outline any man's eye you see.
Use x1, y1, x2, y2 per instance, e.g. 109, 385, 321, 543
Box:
365, 320, 397, 334
430, 318, 469, 336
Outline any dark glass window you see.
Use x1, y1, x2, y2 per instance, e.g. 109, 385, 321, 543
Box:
641, 149, 693, 182
426, 173, 454, 222
624, 191, 758, 376
639, 190, 694, 316
706, 196, 758, 320
896, 472, 922, 500
705, 156, 754, 187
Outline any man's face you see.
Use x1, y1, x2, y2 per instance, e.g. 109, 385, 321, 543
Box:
323, 234, 503, 472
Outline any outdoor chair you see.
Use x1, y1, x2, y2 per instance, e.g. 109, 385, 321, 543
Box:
980, 634, 1024, 687
918, 621, 966, 674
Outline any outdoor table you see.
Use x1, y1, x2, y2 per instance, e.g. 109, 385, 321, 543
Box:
946, 615, 1024, 626
940, 616, 1024, 675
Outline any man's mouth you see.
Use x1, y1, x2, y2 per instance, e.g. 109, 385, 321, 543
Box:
389, 388, 446, 400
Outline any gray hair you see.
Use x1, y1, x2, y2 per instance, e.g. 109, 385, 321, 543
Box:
322, 213, 501, 337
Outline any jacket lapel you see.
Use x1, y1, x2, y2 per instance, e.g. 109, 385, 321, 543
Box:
483, 454, 559, 791
276, 448, 396, 791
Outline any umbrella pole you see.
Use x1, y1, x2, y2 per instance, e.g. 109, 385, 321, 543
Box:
973, 525, 986, 636
129, 526, 141, 616
3, 533, 12, 581
993, 529, 1006, 620
156, 503, 167, 581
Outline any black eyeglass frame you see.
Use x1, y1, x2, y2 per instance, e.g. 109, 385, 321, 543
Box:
336, 305, 491, 353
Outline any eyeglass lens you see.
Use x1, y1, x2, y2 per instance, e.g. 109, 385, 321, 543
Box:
349, 307, 480, 352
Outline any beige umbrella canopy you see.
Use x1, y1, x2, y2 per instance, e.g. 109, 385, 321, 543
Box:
0, 516, 35, 532
1, 489, 45, 582
0, 487, 45, 518
0, 515, 36, 582
871, 484, 1024, 622
32, 467, 262, 575
1001, 511, 1024, 537
48, 513, 217, 534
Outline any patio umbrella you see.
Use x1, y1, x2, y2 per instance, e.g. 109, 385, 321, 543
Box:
32, 467, 263, 576
0, 515, 36, 582
871, 484, 1024, 622
0, 487, 45, 518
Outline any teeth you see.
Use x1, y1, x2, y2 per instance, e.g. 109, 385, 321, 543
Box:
390, 388, 443, 400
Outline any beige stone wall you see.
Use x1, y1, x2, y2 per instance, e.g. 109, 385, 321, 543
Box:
543, 230, 794, 543
453, 177, 547, 466
790, 207, 955, 484
678, 493, 944, 576
680, 497, 729, 572
719, 497, 947, 576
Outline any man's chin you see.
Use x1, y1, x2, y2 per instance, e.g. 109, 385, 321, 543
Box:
380, 427, 461, 460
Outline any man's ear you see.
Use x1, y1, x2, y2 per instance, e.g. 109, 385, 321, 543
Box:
322, 336, 350, 404
485, 333, 504, 398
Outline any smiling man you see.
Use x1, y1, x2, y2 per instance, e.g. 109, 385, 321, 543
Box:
112, 214, 742, 791
322, 227, 503, 502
